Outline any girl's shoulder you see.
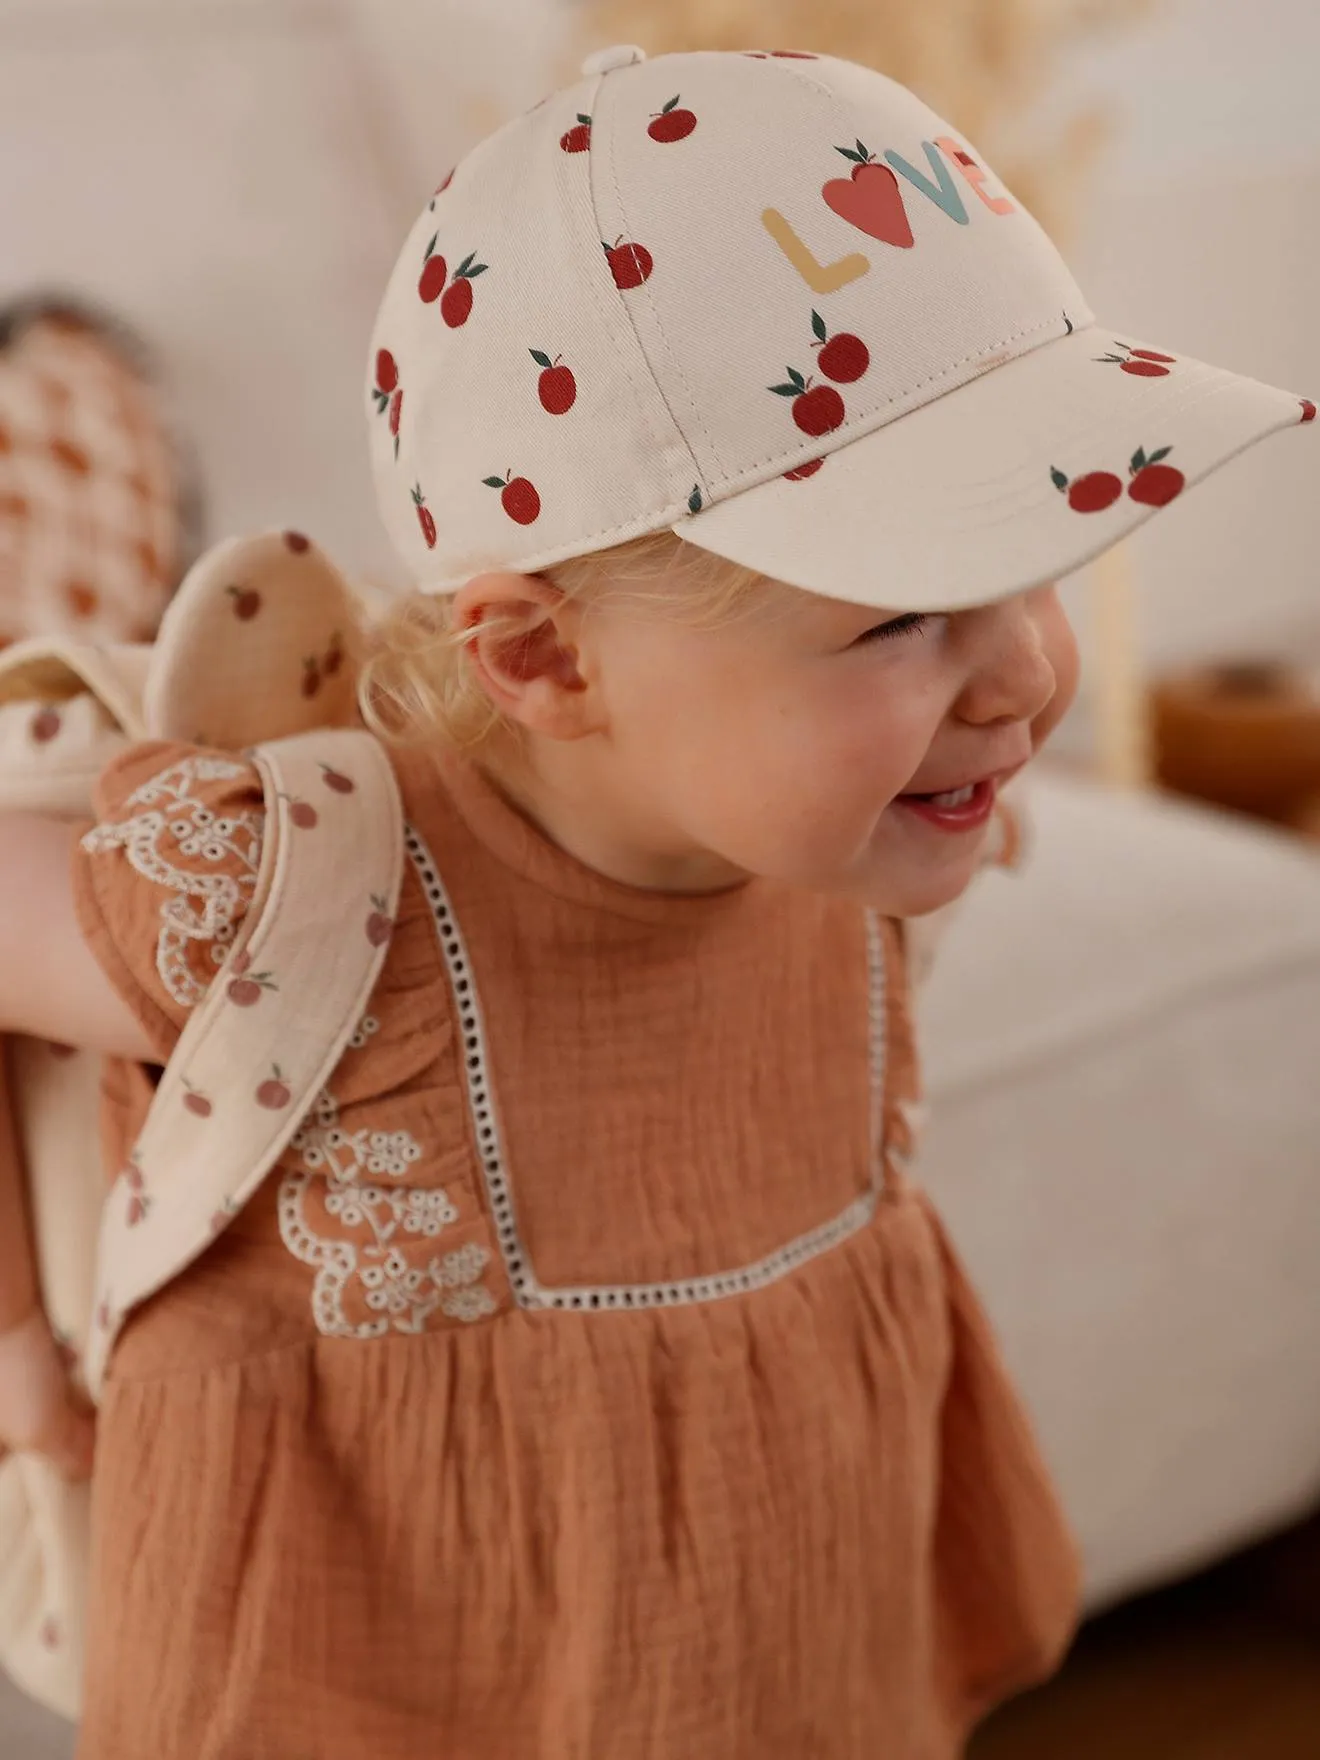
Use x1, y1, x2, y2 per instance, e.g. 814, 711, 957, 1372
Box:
74, 738, 266, 1061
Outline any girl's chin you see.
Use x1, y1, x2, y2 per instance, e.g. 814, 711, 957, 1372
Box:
871, 846, 983, 917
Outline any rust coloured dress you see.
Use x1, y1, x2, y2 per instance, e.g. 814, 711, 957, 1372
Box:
71, 736, 1081, 1759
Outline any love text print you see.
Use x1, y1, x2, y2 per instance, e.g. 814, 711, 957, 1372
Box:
763, 135, 1016, 293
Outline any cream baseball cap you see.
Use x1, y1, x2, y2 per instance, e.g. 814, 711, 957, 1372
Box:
368, 43, 1314, 611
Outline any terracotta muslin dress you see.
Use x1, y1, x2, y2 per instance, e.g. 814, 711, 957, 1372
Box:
71, 735, 1080, 1758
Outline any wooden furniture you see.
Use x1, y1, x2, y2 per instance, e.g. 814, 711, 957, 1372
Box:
1150, 657, 1320, 834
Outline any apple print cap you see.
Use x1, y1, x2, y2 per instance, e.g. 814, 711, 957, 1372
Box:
368, 43, 1314, 612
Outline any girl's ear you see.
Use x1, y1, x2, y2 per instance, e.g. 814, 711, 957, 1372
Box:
453, 572, 602, 740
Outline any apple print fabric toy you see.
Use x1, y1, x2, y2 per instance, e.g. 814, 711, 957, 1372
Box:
0, 530, 400, 1720
370, 43, 1311, 611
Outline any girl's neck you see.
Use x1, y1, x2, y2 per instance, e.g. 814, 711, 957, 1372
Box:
467, 734, 749, 898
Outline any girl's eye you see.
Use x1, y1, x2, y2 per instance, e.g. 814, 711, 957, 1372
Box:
855, 612, 929, 646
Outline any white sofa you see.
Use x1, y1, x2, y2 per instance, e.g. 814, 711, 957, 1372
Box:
1, 3, 1318, 1749
919, 768, 1320, 1614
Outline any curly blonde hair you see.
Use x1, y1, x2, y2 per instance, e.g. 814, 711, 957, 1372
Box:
359, 530, 768, 750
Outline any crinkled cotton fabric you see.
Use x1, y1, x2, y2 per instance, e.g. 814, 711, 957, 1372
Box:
71, 738, 1080, 1758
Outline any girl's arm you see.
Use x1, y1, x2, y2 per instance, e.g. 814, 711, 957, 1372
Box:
0, 1037, 38, 1337
0, 813, 153, 1058
0, 1028, 96, 1481
0, 813, 143, 1479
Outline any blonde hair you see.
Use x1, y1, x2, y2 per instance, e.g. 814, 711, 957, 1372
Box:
359, 530, 767, 750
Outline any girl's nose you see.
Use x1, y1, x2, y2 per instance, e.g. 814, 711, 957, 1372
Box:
954, 595, 1059, 730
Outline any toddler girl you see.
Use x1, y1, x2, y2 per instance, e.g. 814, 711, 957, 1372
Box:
0, 42, 1311, 1759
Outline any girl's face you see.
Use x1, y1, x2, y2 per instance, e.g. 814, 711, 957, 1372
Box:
566, 574, 1079, 915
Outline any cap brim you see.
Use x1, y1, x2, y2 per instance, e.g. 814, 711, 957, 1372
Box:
673, 323, 1314, 612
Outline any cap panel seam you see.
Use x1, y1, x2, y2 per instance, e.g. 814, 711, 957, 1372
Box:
589, 62, 713, 503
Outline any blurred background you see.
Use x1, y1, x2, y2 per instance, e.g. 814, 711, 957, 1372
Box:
2, 2, 1319, 1755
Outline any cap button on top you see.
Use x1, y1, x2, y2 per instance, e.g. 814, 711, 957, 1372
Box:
580, 43, 647, 77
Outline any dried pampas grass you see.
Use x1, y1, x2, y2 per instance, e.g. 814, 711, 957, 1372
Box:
573, 0, 1158, 241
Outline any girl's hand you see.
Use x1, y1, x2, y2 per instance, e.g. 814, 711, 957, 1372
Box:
0, 1308, 95, 1482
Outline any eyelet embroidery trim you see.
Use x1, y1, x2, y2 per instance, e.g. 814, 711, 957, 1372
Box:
81, 754, 263, 1008
406, 824, 889, 1314
277, 1084, 496, 1336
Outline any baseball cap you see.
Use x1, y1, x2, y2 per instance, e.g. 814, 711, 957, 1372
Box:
367, 43, 1314, 611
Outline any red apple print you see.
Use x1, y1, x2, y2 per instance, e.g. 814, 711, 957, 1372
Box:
324, 630, 345, 676
230, 951, 251, 976
440, 252, 488, 327
441, 280, 472, 327
321, 764, 356, 794
51, 439, 90, 476
1126, 444, 1185, 507
124, 1159, 144, 1193
1129, 347, 1177, 364
30, 705, 61, 744
810, 310, 869, 383
560, 114, 592, 153
794, 387, 844, 436
604, 238, 653, 290
283, 531, 311, 554
126, 1193, 149, 1227
302, 656, 323, 699
225, 583, 261, 620
436, 168, 454, 194
412, 484, 437, 548
1301, 399, 1316, 423
289, 799, 319, 830
66, 581, 98, 619
482, 470, 541, 525
1096, 345, 1172, 379
784, 457, 825, 481
366, 893, 394, 948
182, 1084, 213, 1118
227, 971, 276, 1007
372, 359, 404, 456
1050, 465, 1124, 513
530, 350, 577, 414
648, 96, 697, 143
769, 368, 845, 437
39, 1618, 59, 1650
418, 234, 447, 303
256, 1066, 292, 1110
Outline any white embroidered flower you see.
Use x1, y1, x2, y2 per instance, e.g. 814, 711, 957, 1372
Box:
278, 1086, 489, 1337
82, 755, 263, 1008
442, 1284, 498, 1324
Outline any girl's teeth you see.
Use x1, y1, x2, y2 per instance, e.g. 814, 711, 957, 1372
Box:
929, 784, 976, 807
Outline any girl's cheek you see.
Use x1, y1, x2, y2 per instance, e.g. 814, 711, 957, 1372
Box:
1030, 613, 1082, 748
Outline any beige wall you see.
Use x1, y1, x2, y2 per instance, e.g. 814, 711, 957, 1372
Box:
1037, 0, 1320, 743
2, 0, 1313, 692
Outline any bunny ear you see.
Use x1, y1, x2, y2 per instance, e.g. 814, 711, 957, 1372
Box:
144, 530, 363, 747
